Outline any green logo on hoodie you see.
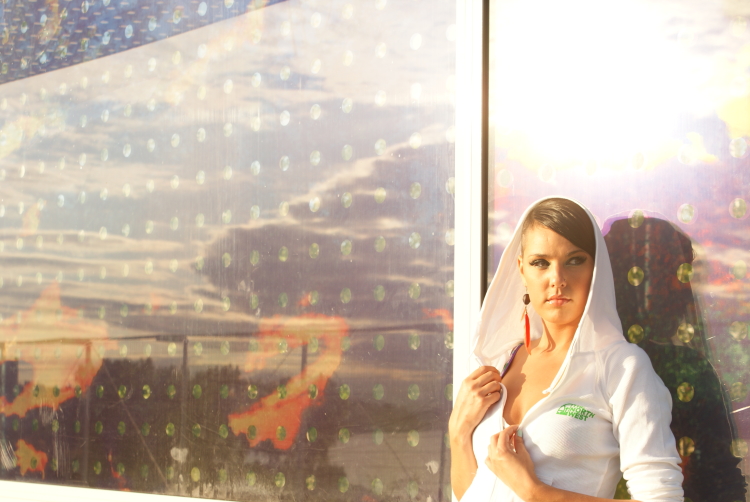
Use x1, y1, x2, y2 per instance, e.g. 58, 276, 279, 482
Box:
556, 403, 595, 421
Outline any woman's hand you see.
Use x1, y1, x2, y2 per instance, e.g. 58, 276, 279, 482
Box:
448, 365, 503, 439
485, 425, 542, 500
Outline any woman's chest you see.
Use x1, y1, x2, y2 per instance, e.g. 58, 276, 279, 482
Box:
502, 352, 567, 425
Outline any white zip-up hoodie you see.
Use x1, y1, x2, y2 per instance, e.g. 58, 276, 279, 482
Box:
463, 196, 684, 501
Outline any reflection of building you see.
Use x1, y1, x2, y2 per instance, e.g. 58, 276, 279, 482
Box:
2, 361, 18, 401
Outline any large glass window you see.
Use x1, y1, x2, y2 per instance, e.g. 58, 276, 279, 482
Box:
0, 0, 456, 499
489, 0, 750, 499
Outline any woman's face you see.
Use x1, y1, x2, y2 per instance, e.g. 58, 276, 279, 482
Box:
518, 224, 595, 331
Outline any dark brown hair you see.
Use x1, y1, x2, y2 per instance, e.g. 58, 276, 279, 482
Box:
521, 198, 596, 258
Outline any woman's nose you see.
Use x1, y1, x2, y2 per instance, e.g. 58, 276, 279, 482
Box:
548, 263, 566, 288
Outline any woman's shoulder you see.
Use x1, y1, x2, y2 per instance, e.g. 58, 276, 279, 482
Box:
595, 340, 665, 394
597, 339, 654, 370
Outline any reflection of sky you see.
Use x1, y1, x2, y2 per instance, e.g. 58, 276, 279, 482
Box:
489, 0, 750, 455
0, 0, 456, 497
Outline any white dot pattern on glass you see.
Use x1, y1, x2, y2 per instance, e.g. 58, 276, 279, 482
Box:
0, 0, 456, 496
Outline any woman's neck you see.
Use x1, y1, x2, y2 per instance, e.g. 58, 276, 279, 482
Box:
533, 319, 579, 354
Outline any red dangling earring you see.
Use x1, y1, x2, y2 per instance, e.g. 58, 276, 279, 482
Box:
522, 293, 531, 354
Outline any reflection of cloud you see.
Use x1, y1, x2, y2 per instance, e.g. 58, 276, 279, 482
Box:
0, 282, 112, 418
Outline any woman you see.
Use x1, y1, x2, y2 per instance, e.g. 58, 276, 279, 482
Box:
449, 197, 683, 501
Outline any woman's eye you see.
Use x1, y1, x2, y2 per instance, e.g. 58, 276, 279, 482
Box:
568, 256, 586, 266
530, 259, 549, 267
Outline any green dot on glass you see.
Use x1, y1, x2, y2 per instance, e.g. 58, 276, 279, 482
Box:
74, 420, 81, 433
94, 421, 103, 434
33, 385, 39, 398
247, 384, 258, 399
96, 385, 104, 398
407, 480, 418, 499
250, 293, 259, 309
627, 324, 644, 344
118, 385, 126, 398
142, 385, 151, 399
219, 424, 229, 439
278, 339, 288, 353
117, 421, 126, 436
445, 331, 454, 349
308, 384, 318, 399
373, 285, 385, 301
93, 461, 102, 475
340, 287, 351, 304
341, 337, 351, 351
278, 292, 288, 307
408, 384, 420, 400
218, 468, 227, 483
339, 476, 350, 493
248, 339, 259, 352
166, 422, 175, 436
51, 459, 58, 472
192, 423, 201, 437
246, 472, 256, 486
220, 384, 229, 399
372, 478, 384, 495
75, 385, 82, 398
220, 340, 230, 355
309, 337, 319, 353
407, 429, 419, 446
193, 342, 203, 356
374, 187, 386, 203
117, 463, 125, 475
141, 423, 150, 436
32, 419, 38, 431
374, 236, 386, 252
166, 466, 175, 480
141, 464, 149, 479
306, 427, 318, 442
277, 385, 287, 399
338, 428, 350, 443
309, 290, 319, 305
167, 384, 176, 399
627, 266, 644, 286
373, 384, 384, 400
408, 333, 420, 350
339, 384, 351, 400
247, 425, 257, 440
408, 282, 421, 299
309, 243, 320, 259
72, 460, 80, 473
445, 384, 454, 401
677, 263, 693, 283
306, 474, 316, 490
276, 425, 286, 440
275, 472, 286, 488
341, 240, 352, 256
730, 198, 747, 219
192, 384, 202, 399
374, 334, 385, 351
51, 419, 59, 433
191, 467, 200, 482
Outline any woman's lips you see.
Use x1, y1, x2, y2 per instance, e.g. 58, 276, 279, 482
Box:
545, 297, 570, 306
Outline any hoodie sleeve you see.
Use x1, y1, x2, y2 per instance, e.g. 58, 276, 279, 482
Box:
604, 342, 684, 502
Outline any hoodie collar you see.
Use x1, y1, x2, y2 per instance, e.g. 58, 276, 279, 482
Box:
471, 196, 625, 391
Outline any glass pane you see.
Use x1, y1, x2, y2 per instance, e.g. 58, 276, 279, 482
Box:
0, 0, 456, 499
489, 0, 749, 499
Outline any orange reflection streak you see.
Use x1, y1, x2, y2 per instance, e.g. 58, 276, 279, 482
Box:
15, 439, 48, 478
0, 282, 112, 418
229, 314, 348, 449
108, 450, 130, 491
423, 308, 454, 331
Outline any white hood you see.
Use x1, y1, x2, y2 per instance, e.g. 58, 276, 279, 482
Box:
471, 196, 625, 382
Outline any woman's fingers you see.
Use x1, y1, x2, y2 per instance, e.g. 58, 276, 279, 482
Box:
473, 369, 502, 388
479, 380, 502, 396
468, 365, 500, 380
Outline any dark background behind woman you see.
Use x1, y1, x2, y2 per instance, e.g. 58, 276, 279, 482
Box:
605, 217, 746, 501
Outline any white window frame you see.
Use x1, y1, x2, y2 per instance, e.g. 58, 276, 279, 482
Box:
0, 1, 486, 500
